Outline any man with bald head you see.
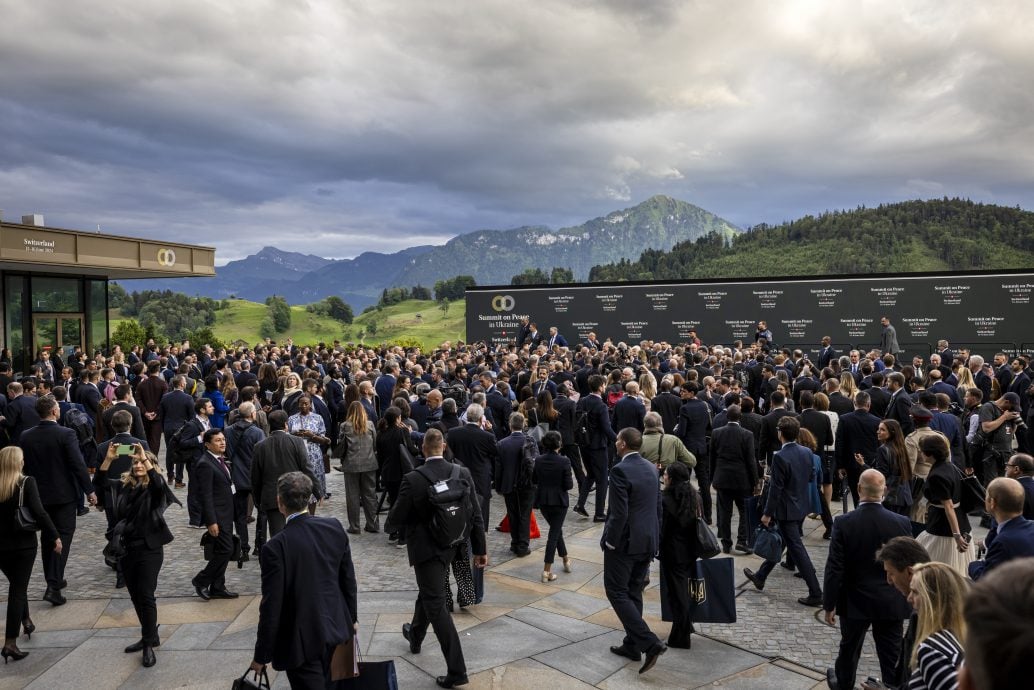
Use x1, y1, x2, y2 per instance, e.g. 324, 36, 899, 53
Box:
968, 477, 1034, 581
822, 469, 913, 690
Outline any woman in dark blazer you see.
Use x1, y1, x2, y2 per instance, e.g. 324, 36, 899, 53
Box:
96, 443, 178, 668
659, 461, 699, 649
532, 431, 573, 583
375, 407, 418, 546
0, 446, 61, 663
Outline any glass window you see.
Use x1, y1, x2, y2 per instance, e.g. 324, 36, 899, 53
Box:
4, 275, 26, 372
87, 280, 108, 355
30, 276, 82, 313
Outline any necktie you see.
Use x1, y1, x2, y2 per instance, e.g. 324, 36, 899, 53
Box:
217, 455, 230, 477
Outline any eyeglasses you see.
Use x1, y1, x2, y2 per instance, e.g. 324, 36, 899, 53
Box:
1005, 463, 1018, 468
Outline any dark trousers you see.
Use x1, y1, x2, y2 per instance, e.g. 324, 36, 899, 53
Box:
577, 447, 609, 518
756, 519, 821, 596
604, 550, 661, 653
265, 509, 286, 538
562, 444, 586, 486
835, 617, 904, 690
539, 506, 568, 564
385, 480, 405, 538
0, 546, 35, 639
473, 490, 490, 603
41, 502, 76, 590
503, 487, 535, 552
123, 545, 163, 645
410, 556, 467, 676
254, 509, 267, 551
185, 460, 202, 525
164, 433, 184, 482
284, 643, 335, 689
194, 529, 231, 591
233, 490, 252, 550
143, 419, 162, 455
691, 452, 712, 520
659, 559, 695, 647
716, 489, 748, 547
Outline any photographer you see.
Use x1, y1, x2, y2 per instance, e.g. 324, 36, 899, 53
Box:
976, 392, 1024, 487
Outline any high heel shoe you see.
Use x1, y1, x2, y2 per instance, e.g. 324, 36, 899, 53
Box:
22, 617, 35, 639
562, 557, 572, 573
2, 645, 29, 663
541, 570, 557, 583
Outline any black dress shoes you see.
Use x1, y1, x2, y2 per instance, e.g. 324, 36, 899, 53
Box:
192, 579, 211, 601
43, 588, 67, 606
435, 674, 468, 688
116, 572, 126, 589
639, 643, 667, 674
59, 579, 68, 590
402, 623, 421, 654
826, 667, 840, 690
125, 640, 146, 653
798, 594, 823, 607
592, 516, 607, 523
609, 644, 641, 662
721, 543, 732, 554
742, 568, 765, 591
572, 506, 589, 517
734, 542, 753, 555
208, 588, 239, 599
142, 645, 156, 668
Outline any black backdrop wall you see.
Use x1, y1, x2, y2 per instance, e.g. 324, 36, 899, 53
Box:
465, 271, 1034, 358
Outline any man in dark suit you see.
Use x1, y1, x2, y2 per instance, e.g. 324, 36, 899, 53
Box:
251, 411, 319, 549
445, 403, 498, 603
545, 326, 568, 350
485, 382, 513, 440
515, 317, 532, 348
1004, 453, 1034, 518
136, 360, 169, 453
969, 477, 1034, 580
612, 382, 646, 432
173, 398, 214, 526
744, 416, 823, 606
757, 390, 797, 466
158, 375, 197, 487
73, 369, 102, 419
817, 337, 837, 370
711, 405, 758, 554
822, 469, 912, 690
552, 384, 586, 486
582, 331, 601, 350
495, 413, 537, 556
575, 375, 617, 521
375, 362, 398, 417
834, 392, 881, 509
650, 380, 682, 434
1, 382, 40, 445
385, 430, 487, 689
191, 428, 239, 600
21, 395, 97, 605
225, 402, 266, 561
101, 383, 146, 442
865, 372, 891, 418
675, 381, 713, 522
251, 471, 358, 687
884, 372, 914, 435
602, 428, 667, 673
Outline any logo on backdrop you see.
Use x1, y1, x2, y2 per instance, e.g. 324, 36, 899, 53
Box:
491, 294, 515, 312
157, 248, 177, 266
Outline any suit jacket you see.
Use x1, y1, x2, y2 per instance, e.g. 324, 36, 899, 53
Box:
101, 401, 147, 441
552, 395, 577, 445
485, 391, 513, 440
3, 395, 41, 444
1019, 476, 1034, 520
828, 392, 856, 417
612, 395, 646, 432
710, 422, 758, 492
225, 420, 266, 492
650, 392, 682, 434
834, 410, 881, 475
969, 516, 1034, 580
823, 502, 912, 619
251, 430, 319, 509
865, 387, 891, 418
446, 423, 498, 498
758, 409, 798, 463
800, 409, 833, 453
764, 442, 814, 521
880, 325, 900, 355
532, 451, 573, 508
817, 346, 837, 369
255, 514, 358, 671
928, 381, 959, 404
385, 457, 487, 566
135, 375, 168, 418
495, 432, 534, 495
195, 451, 235, 528
885, 389, 915, 435
602, 452, 662, 556
21, 420, 93, 505
75, 383, 102, 418
159, 389, 195, 434
675, 398, 711, 457
374, 374, 396, 417
578, 393, 617, 450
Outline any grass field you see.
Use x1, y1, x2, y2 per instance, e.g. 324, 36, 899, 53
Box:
113, 299, 467, 350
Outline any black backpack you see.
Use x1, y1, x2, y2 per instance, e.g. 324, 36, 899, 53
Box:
574, 408, 590, 446
62, 406, 94, 446
416, 464, 473, 548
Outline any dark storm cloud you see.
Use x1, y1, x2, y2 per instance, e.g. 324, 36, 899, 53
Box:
0, 1, 1031, 262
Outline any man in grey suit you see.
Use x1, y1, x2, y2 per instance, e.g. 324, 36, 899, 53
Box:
744, 416, 824, 606
602, 428, 667, 674
879, 316, 901, 356
250, 411, 319, 547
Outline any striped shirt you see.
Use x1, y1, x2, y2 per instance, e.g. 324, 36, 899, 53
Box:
907, 629, 963, 690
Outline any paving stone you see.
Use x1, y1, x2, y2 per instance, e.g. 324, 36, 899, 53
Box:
24, 637, 142, 690
599, 635, 768, 689
532, 628, 632, 685
0, 647, 73, 690
507, 606, 613, 642
17, 628, 95, 649
119, 648, 255, 689
160, 621, 230, 650
467, 657, 595, 689
529, 589, 613, 619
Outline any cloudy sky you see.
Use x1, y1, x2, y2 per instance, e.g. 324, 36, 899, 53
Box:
1, 1, 1031, 263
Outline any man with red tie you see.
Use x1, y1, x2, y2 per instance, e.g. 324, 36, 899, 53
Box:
191, 428, 239, 600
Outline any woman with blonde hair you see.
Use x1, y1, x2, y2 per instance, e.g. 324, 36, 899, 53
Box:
839, 372, 858, 404
905, 561, 967, 689
638, 372, 657, 411
336, 400, 379, 534
95, 444, 179, 668
0, 447, 60, 663
954, 366, 975, 400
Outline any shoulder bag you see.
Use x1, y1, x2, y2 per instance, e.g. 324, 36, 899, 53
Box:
232, 667, 271, 690
15, 477, 39, 532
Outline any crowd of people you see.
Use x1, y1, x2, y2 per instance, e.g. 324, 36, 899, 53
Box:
0, 319, 1032, 688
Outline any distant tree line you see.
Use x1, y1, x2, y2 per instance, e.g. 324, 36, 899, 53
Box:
510, 266, 574, 285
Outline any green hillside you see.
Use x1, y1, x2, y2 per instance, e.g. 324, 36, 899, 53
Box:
589, 198, 1034, 281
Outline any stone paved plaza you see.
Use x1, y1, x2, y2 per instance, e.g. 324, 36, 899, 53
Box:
0, 463, 954, 689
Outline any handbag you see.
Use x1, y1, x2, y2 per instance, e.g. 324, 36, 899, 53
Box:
231, 667, 271, 689
15, 477, 39, 532
752, 523, 784, 563
694, 518, 721, 559
339, 649, 399, 690
398, 442, 416, 473
331, 637, 360, 681
955, 465, 986, 514
659, 556, 739, 624
201, 532, 241, 562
